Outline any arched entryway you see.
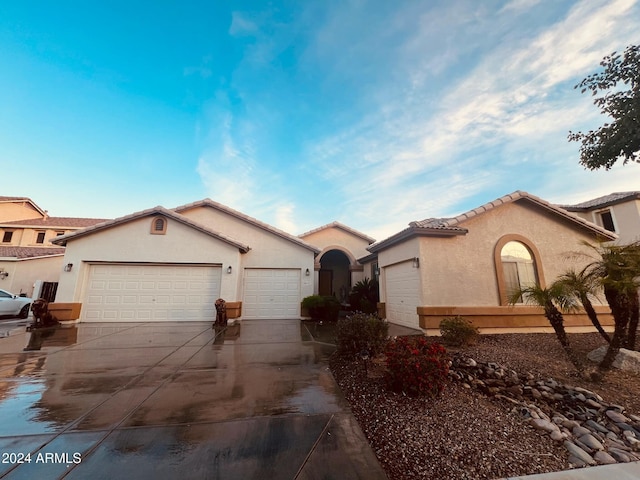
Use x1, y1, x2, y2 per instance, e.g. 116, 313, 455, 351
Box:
318, 249, 352, 302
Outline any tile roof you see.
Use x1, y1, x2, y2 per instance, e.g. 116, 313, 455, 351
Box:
559, 192, 640, 211
367, 190, 617, 254
0, 246, 66, 259
175, 199, 321, 254
51, 206, 252, 253
1, 217, 109, 228
299, 221, 376, 244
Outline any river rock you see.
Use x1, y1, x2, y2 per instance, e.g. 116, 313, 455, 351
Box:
606, 410, 630, 423
585, 419, 609, 434
588, 346, 640, 374
593, 450, 617, 465
564, 441, 596, 465
609, 448, 632, 462
573, 426, 591, 436
578, 433, 604, 451
530, 418, 559, 433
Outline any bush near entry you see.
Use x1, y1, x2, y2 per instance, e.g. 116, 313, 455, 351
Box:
336, 312, 389, 357
439, 315, 479, 347
385, 336, 449, 397
302, 295, 341, 322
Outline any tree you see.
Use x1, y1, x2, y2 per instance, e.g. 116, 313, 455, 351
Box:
568, 44, 640, 170
581, 241, 640, 370
555, 268, 611, 344
509, 284, 584, 374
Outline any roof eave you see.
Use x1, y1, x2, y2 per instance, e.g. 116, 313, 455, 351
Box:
368, 226, 467, 253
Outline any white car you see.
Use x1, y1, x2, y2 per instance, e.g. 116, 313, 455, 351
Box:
0, 289, 32, 318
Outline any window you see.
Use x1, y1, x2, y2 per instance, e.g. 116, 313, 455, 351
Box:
2, 231, 13, 243
150, 216, 167, 235
598, 210, 616, 232
501, 241, 538, 303
55, 231, 65, 236
36, 231, 46, 244
494, 235, 545, 306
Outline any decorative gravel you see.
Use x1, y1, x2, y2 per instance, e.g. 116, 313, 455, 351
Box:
329, 332, 640, 480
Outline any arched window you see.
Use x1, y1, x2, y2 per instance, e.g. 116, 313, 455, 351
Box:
150, 216, 167, 235
494, 235, 544, 305
501, 241, 537, 302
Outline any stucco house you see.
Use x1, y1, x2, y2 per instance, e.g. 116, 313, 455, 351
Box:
0, 196, 107, 298
360, 191, 617, 333
299, 222, 376, 302
560, 191, 640, 245
52, 200, 319, 322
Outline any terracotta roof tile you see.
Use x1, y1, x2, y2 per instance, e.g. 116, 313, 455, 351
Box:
1, 217, 110, 228
0, 246, 65, 259
560, 192, 640, 211
299, 221, 376, 243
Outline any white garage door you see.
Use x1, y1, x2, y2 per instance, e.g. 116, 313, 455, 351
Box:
83, 264, 222, 322
243, 269, 301, 319
384, 261, 421, 328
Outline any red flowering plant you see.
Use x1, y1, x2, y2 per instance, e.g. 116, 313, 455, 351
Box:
384, 335, 450, 397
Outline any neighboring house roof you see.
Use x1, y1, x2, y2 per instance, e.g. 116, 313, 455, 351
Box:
51, 206, 251, 253
175, 199, 321, 254
1, 217, 109, 228
0, 246, 66, 259
367, 190, 617, 254
0, 196, 46, 218
559, 192, 640, 212
299, 221, 376, 244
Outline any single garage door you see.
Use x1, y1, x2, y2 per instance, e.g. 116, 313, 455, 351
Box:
83, 264, 222, 322
243, 269, 301, 319
384, 261, 421, 329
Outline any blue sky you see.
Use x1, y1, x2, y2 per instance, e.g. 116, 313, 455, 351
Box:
1, 0, 639, 241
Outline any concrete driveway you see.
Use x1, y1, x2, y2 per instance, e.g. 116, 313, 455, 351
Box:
0, 320, 387, 479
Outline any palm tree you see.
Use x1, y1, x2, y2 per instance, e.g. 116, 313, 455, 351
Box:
555, 269, 611, 344
581, 241, 640, 370
509, 283, 584, 374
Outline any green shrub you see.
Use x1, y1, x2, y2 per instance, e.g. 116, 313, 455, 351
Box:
439, 316, 479, 347
336, 312, 389, 357
302, 295, 341, 321
348, 277, 380, 314
385, 336, 449, 397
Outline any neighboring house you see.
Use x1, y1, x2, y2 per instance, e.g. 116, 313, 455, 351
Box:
52, 201, 320, 322
0, 196, 108, 298
299, 222, 376, 301
360, 191, 617, 333
560, 192, 640, 245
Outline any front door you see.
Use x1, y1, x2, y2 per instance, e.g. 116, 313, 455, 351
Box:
319, 269, 332, 296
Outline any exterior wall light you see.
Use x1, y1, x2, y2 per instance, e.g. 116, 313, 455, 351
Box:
227, 266, 232, 274
0, 271, 8, 279
64, 263, 73, 272
305, 268, 310, 276
412, 257, 420, 268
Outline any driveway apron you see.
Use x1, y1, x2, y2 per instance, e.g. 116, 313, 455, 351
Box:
0, 320, 387, 479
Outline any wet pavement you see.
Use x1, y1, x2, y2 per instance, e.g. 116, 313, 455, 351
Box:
0, 320, 387, 479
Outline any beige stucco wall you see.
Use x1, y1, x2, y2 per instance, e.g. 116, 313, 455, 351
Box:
0, 255, 63, 297
179, 206, 315, 299
419, 201, 606, 306
0, 202, 43, 222
301, 227, 372, 261
377, 236, 420, 304
55, 216, 244, 303
1, 227, 69, 247
571, 200, 640, 245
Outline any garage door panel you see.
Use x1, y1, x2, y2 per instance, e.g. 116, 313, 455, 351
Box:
243, 268, 301, 319
83, 264, 221, 322
385, 262, 420, 329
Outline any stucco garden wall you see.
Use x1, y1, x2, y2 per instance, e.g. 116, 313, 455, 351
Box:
0, 255, 63, 297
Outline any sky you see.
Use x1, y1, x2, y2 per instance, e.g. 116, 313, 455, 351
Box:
1, 0, 639, 241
